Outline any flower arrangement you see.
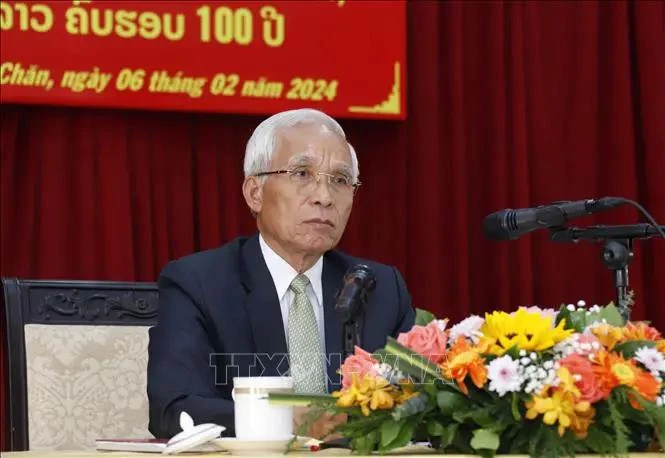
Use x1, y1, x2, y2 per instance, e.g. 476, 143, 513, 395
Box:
270, 302, 665, 457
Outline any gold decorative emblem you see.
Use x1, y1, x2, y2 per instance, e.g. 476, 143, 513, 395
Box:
348, 62, 401, 115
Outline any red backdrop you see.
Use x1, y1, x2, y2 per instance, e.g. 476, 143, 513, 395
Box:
1, 1, 664, 450
0, 0, 406, 119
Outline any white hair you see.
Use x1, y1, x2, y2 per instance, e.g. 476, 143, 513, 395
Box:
243, 108, 359, 181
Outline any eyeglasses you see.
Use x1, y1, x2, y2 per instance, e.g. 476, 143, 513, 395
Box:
254, 166, 361, 195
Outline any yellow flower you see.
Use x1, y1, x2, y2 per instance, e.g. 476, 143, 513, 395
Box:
333, 373, 369, 409
395, 381, 418, 404
369, 389, 394, 412
480, 309, 573, 355
570, 403, 595, 439
332, 373, 396, 416
590, 323, 623, 350
656, 340, 665, 353
525, 388, 593, 437
611, 361, 637, 385
556, 367, 580, 398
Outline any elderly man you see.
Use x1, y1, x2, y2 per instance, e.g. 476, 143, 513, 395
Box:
147, 109, 415, 438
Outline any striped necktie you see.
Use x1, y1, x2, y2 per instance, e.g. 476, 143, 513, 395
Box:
287, 274, 326, 393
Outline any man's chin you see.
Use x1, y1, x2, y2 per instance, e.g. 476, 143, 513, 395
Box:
300, 237, 338, 254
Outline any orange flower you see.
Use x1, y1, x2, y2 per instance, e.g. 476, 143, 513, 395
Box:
622, 322, 662, 342
592, 351, 622, 395
629, 370, 661, 409
441, 336, 488, 395
592, 350, 662, 407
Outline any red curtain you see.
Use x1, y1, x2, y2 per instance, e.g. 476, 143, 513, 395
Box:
2, 1, 664, 449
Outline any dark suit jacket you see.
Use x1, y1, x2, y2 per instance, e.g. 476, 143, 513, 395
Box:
147, 233, 415, 438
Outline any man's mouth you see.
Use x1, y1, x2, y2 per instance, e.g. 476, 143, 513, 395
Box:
304, 218, 335, 227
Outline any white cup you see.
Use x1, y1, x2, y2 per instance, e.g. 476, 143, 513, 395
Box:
232, 376, 294, 440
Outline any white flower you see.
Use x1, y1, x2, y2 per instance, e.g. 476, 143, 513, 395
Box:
374, 363, 406, 385
449, 315, 484, 344
657, 392, 665, 407
635, 347, 665, 374
487, 356, 522, 397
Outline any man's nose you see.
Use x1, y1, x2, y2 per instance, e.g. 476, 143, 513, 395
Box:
311, 176, 333, 207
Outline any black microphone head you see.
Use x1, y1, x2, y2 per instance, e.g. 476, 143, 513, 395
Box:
345, 264, 376, 286
483, 209, 519, 241
335, 264, 376, 322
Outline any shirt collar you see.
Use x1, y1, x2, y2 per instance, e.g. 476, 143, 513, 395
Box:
259, 234, 323, 305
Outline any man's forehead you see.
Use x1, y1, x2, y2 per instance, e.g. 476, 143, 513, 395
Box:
287, 152, 352, 170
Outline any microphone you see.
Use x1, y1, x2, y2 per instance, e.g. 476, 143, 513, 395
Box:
334, 264, 376, 324
483, 197, 625, 241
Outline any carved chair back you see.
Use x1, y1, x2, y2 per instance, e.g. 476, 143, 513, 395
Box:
2, 278, 158, 451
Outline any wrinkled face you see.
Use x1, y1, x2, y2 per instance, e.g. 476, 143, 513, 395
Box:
244, 123, 355, 257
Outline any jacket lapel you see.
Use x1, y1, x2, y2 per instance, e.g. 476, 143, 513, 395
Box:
322, 252, 347, 392
239, 234, 288, 376
239, 233, 348, 389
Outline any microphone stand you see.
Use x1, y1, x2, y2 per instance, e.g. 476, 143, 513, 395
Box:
550, 224, 664, 322
340, 286, 371, 361
338, 284, 375, 361
343, 314, 363, 362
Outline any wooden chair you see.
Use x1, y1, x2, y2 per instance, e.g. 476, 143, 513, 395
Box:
2, 278, 158, 451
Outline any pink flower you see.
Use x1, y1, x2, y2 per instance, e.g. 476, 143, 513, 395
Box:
339, 346, 378, 388
397, 320, 448, 363
560, 354, 608, 403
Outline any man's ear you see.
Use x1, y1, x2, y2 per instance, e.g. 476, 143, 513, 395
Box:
242, 176, 263, 214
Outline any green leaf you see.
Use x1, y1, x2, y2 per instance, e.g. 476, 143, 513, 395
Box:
380, 419, 403, 448
426, 419, 444, 437
415, 308, 436, 326
555, 304, 583, 332
437, 391, 468, 415
453, 407, 494, 428
380, 418, 418, 452
470, 428, 500, 451
583, 425, 616, 454
614, 339, 656, 358
631, 390, 665, 448
608, 391, 633, 452
511, 392, 521, 421
384, 337, 443, 381
391, 393, 430, 421
350, 430, 378, 455
439, 422, 459, 449
600, 302, 626, 326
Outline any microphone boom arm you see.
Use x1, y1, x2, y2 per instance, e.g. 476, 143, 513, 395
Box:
549, 224, 664, 322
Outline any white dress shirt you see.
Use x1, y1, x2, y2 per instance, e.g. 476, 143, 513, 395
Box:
259, 234, 326, 354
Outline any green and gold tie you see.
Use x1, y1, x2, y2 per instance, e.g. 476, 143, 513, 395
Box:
287, 274, 326, 393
